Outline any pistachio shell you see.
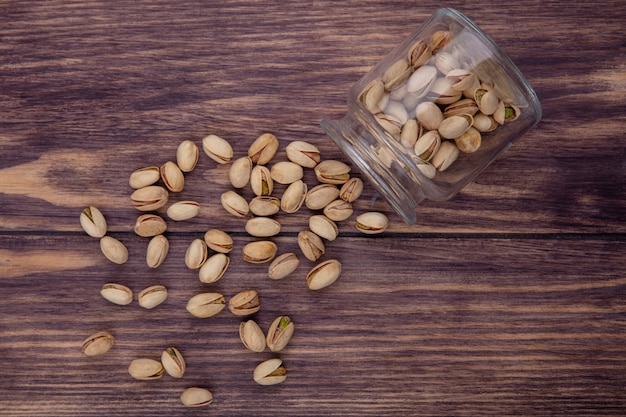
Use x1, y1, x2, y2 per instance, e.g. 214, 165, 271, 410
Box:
443, 98, 479, 118
138, 285, 168, 309
80, 206, 107, 238
454, 127, 482, 153
266, 315, 294, 352
134, 214, 167, 237
204, 229, 233, 253
100, 283, 133, 306
416, 161, 437, 179
297, 230, 325, 262
359, 79, 386, 114
413, 130, 441, 162
160, 161, 185, 192
406, 65, 438, 98
129, 166, 160, 189
253, 358, 286, 386
82, 331, 114, 356
167, 201, 200, 221
339, 177, 364, 203
186, 293, 226, 318
161, 347, 186, 378
428, 30, 451, 53
228, 289, 260, 316
99, 236, 128, 265
446, 69, 478, 92
248, 133, 279, 165
314, 160, 351, 185
185, 238, 208, 269
249, 196, 281, 216
242, 240, 277, 264
427, 77, 462, 105
375, 114, 401, 137
473, 112, 498, 132
280, 179, 307, 213
407, 39, 432, 68
285, 140, 321, 168
438, 114, 473, 139
128, 358, 164, 380
307, 259, 342, 290
493, 101, 520, 125
268, 252, 300, 280
431, 141, 460, 172
382, 58, 411, 90
202, 134, 233, 164
239, 320, 266, 352
176, 140, 199, 172
198, 253, 230, 284
434, 51, 459, 75
229, 156, 253, 188
355, 212, 389, 234
323, 199, 354, 222
146, 234, 169, 268
308, 215, 339, 241
180, 387, 214, 407
383, 100, 409, 125
305, 183, 340, 210
415, 101, 443, 131
130, 185, 169, 211
270, 161, 304, 185
245, 217, 281, 237
221, 190, 250, 218
250, 165, 274, 196
400, 118, 421, 148
475, 87, 499, 115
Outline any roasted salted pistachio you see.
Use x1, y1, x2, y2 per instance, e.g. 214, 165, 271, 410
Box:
80, 206, 107, 238
249, 196, 281, 216
100, 283, 133, 306
431, 141, 459, 172
438, 114, 473, 139
228, 289, 260, 316
429, 30, 450, 53
82, 331, 114, 356
180, 387, 214, 407
160, 161, 185, 193
204, 229, 233, 253
416, 101, 443, 131
314, 160, 351, 185
285, 140, 320, 168
250, 165, 274, 196
130, 185, 169, 211
242, 240, 277, 264
221, 190, 250, 218
129, 166, 160, 189
266, 315, 294, 352
248, 133, 279, 165
239, 319, 266, 352
407, 65, 437, 98
138, 285, 168, 309
167, 201, 200, 221
323, 199, 354, 222
473, 112, 498, 132
475, 87, 499, 115
186, 293, 226, 318
245, 217, 281, 237
308, 215, 338, 241
382, 58, 411, 90
268, 252, 300, 280
185, 238, 208, 269
305, 183, 339, 210
407, 39, 432, 68
229, 156, 253, 189
146, 234, 169, 268
134, 214, 167, 237
493, 101, 520, 125
280, 179, 307, 213
400, 118, 420, 148
339, 177, 363, 203
297, 230, 325, 262
306, 259, 342, 290
176, 140, 199, 172
161, 347, 186, 378
270, 161, 303, 185
202, 134, 233, 164
198, 253, 230, 284
253, 358, 286, 386
100, 236, 128, 265
355, 212, 389, 234
359, 78, 386, 114
414, 130, 441, 162
128, 358, 164, 380
455, 127, 481, 153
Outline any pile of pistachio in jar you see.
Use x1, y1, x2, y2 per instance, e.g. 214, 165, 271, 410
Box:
359, 29, 521, 177
79, 132, 390, 407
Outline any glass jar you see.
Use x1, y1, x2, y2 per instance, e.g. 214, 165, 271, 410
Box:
321, 8, 541, 224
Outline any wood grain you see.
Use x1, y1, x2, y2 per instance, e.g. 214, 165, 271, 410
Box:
0, 1, 625, 416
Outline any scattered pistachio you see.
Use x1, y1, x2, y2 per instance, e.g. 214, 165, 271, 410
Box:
134, 214, 167, 237
80, 206, 107, 238
297, 230, 325, 262
128, 358, 164, 380
280, 179, 307, 213
228, 289, 260, 316
129, 166, 160, 189
270, 161, 304, 185
82, 331, 114, 356
138, 285, 168, 309
307, 259, 342, 290
176, 140, 199, 173
100, 236, 128, 265
250, 165, 274, 196
130, 185, 169, 211
100, 283, 133, 306
167, 201, 200, 221
314, 160, 351, 185
266, 315, 294, 352
180, 387, 213, 407
268, 252, 300, 280
305, 183, 340, 210
248, 133, 279, 165
161, 347, 186, 378
221, 190, 250, 218
239, 320, 266, 352
245, 217, 281, 238
204, 229, 234, 254
285, 140, 320, 168
339, 177, 363, 203
185, 238, 208, 270
146, 234, 169, 268
242, 241, 277, 264
249, 196, 281, 216
308, 215, 338, 241
323, 199, 354, 222
202, 134, 233, 164
198, 253, 230, 284
253, 358, 286, 386
355, 212, 389, 234
160, 161, 185, 192
229, 156, 253, 189
186, 293, 226, 318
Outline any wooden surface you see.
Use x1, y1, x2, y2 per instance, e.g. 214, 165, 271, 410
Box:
1, 1, 625, 416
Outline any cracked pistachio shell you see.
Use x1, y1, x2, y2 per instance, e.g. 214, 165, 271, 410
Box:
493, 101, 520, 125
376, 114, 401, 137
248, 132, 279, 165
100, 283, 133, 306
129, 166, 160, 189
100, 236, 128, 265
355, 212, 389, 234
285, 140, 321, 168
443, 98, 479, 118
307, 259, 342, 290
270, 161, 303, 185
382, 58, 411, 90
416, 101, 443, 131
305, 183, 340, 210
167, 201, 200, 221
250, 165, 274, 196
339, 177, 363, 203
186, 293, 226, 318
434, 51, 459, 75
146, 234, 169, 268
180, 387, 214, 407
266, 315, 294, 352
138, 285, 168, 309
161, 347, 186, 378
400, 118, 421, 148
245, 217, 281, 238
416, 161, 437, 179
242, 240, 277, 264
221, 190, 250, 218
280, 179, 307, 214
185, 238, 208, 269
229, 156, 253, 189
359, 78, 386, 114
228, 289, 260, 316
249, 196, 281, 216
268, 252, 300, 280
254, 358, 286, 386
128, 358, 164, 380
204, 229, 233, 253
414, 130, 441, 162
176, 140, 199, 172
454, 127, 482, 153
82, 331, 114, 356
202, 134, 233, 164
475, 87, 499, 115
473, 112, 498, 133
130, 185, 169, 211
323, 199, 354, 222
438, 114, 473, 139
239, 320, 266, 352
406, 65, 438, 98
309, 214, 339, 241
446, 69, 479, 92
407, 39, 432, 68
429, 30, 451, 53
134, 214, 167, 237
383, 100, 409, 125
431, 141, 460, 172
314, 160, 351, 185
160, 161, 185, 193
199, 253, 230, 284
427, 77, 462, 105
297, 230, 325, 262
80, 206, 107, 238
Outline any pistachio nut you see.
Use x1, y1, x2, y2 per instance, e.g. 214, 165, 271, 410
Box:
323, 199, 354, 222
248, 132, 279, 165
167, 200, 200, 221
204, 229, 233, 253
176, 140, 199, 173
198, 253, 230, 284
242, 240, 277, 264
129, 166, 160, 189
474, 87, 499, 115
400, 118, 420, 148
82, 331, 114, 356
100, 236, 128, 265
308, 214, 338, 241
455, 127, 482, 153
80, 206, 107, 238
100, 283, 133, 306
266, 315, 294, 352
270, 161, 304, 185
138, 285, 168, 309
185, 239, 208, 269
427, 77, 461, 105
297, 230, 325, 262
305, 183, 340, 210
314, 160, 351, 185
186, 292, 226, 318
250, 165, 274, 196
355, 212, 389, 234
382, 58, 411, 90
161, 347, 186, 378
413, 130, 441, 162
134, 214, 167, 237
249, 196, 281, 216
375, 113, 401, 137
285, 140, 321, 168
434, 51, 459, 75
407, 39, 432, 68
202, 134, 233, 164
473, 112, 498, 132
493, 101, 520, 125
383, 100, 409, 126
130, 185, 169, 211
443, 98, 479, 118
359, 78, 386, 114
415, 101, 443, 131
221, 190, 250, 218
268, 252, 300, 280
253, 358, 286, 386
160, 161, 185, 193
128, 358, 164, 380
446, 69, 479, 92
306, 259, 342, 290
339, 177, 363, 203
416, 161, 437, 179
229, 156, 253, 189
180, 387, 214, 407
146, 234, 169, 268
406, 65, 437, 98
280, 179, 307, 213
428, 30, 450, 53
431, 141, 460, 172
228, 289, 260, 316
438, 114, 473, 139
239, 320, 266, 352
245, 217, 281, 238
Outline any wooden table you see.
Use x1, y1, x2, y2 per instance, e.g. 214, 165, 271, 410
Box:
1, 1, 624, 416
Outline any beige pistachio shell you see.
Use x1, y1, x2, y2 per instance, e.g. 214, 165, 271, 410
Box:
253, 358, 287, 386
297, 230, 325, 262
198, 253, 230, 284
454, 127, 482, 153
473, 112, 498, 132
161, 347, 186, 378
406, 65, 438, 98
100, 283, 133, 306
229, 156, 253, 189
434, 51, 459, 75
180, 387, 214, 407
245, 217, 281, 237
82, 331, 114, 356
431, 141, 460, 172
239, 320, 266, 352
100, 236, 128, 265
407, 39, 432, 68
129, 166, 160, 189
176, 140, 199, 172
443, 98, 479, 118
438, 114, 473, 139
475, 87, 499, 115
186, 293, 226, 318
250, 165, 274, 196
268, 252, 300, 280
429, 30, 451, 53
228, 289, 260, 316
221, 190, 250, 218
167, 201, 200, 221
359, 78, 386, 114
249, 195, 281, 216
427, 77, 462, 105
339, 177, 363, 203
305, 183, 340, 210
138, 285, 168, 309
413, 130, 441, 162
160, 161, 185, 193
80, 206, 107, 238
128, 358, 164, 380
242, 240, 277, 264
130, 186, 169, 211
355, 212, 389, 234
270, 161, 304, 185
185, 238, 208, 269
322, 199, 354, 222
134, 214, 167, 237
382, 58, 411, 91
280, 180, 307, 213
308, 215, 339, 241
400, 118, 421, 148
307, 259, 342, 290
415, 101, 443, 131
285, 140, 321, 168
146, 234, 169, 268
248, 133, 279, 165
204, 229, 233, 253
314, 160, 351, 185
202, 134, 233, 164
266, 315, 294, 352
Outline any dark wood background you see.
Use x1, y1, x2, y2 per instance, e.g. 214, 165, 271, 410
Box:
1, 1, 624, 416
